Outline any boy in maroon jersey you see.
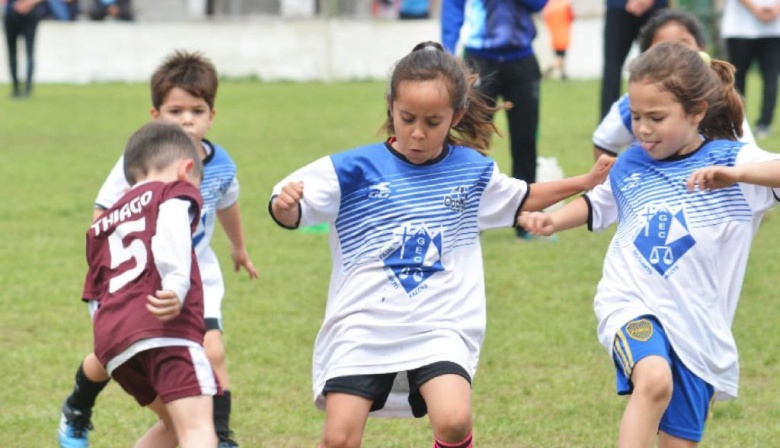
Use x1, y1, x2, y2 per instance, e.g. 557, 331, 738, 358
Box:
83, 121, 218, 448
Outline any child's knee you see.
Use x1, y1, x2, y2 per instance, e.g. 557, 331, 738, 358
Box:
321, 430, 362, 448
633, 359, 673, 404
432, 409, 473, 443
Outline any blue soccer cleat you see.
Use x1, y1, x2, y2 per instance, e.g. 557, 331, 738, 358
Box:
57, 401, 92, 448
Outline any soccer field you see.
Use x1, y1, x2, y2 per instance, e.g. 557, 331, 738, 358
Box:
2, 78, 780, 447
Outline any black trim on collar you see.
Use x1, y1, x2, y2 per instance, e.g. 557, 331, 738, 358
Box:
384, 138, 451, 165
201, 139, 216, 164
660, 140, 707, 162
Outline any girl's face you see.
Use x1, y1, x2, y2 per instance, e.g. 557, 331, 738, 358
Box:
151, 87, 215, 146
651, 22, 701, 50
389, 79, 461, 165
628, 80, 706, 160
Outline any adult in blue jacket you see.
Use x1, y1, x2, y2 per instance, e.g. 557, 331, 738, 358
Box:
442, 0, 547, 240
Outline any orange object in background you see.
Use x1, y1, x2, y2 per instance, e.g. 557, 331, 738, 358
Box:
543, 0, 574, 52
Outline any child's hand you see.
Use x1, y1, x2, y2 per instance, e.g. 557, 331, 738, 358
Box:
274, 181, 304, 211
271, 181, 304, 228
518, 211, 556, 236
585, 154, 615, 189
686, 166, 739, 192
231, 246, 259, 279
146, 290, 182, 321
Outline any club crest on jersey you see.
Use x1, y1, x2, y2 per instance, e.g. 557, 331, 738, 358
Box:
368, 182, 392, 199
382, 224, 444, 295
626, 318, 653, 341
634, 204, 695, 277
443, 186, 469, 213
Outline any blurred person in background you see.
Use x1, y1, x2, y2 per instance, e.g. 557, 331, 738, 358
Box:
3, 0, 45, 98
442, 0, 548, 240
721, 0, 780, 139
399, 0, 430, 19
600, 0, 667, 119
542, 0, 574, 80
88, 0, 132, 21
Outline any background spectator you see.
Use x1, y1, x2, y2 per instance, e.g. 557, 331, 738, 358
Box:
542, 0, 574, 80
3, 0, 45, 98
600, 0, 667, 119
721, 0, 780, 139
442, 0, 547, 240
88, 0, 132, 21
399, 0, 429, 19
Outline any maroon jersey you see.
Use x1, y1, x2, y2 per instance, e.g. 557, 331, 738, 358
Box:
83, 181, 205, 367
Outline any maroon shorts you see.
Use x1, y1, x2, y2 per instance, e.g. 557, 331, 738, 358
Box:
112, 345, 218, 406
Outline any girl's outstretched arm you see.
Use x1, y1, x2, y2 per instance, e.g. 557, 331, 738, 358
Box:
519, 196, 590, 236
687, 160, 780, 191
521, 155, 614, 212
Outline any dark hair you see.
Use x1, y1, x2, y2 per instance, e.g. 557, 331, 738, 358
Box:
628, 41, 744, 141
382, 41, 498, 153
150, 50, 218, 110
638, 9, 706, 53
123, 121, 203, 184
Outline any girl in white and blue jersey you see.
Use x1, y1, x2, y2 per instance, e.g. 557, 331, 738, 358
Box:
522, 41, 780, 447
269, 41, 613, 448
593, 9, 756, 160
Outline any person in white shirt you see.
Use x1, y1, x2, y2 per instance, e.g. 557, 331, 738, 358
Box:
269, 41, 613, 448
522, 41, 780, 448
721, 0, 780, 138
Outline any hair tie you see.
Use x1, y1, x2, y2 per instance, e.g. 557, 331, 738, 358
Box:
698, 51, 712, 66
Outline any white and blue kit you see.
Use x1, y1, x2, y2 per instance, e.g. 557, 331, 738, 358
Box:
593, 94, 756, 155
95, 139, 239, 327
585, 140, 780, 400
271, 142, 528, 416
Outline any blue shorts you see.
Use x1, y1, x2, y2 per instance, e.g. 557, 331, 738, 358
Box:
613, 315, 715, 442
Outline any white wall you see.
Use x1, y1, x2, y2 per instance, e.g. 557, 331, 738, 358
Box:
0, 15, 611, 84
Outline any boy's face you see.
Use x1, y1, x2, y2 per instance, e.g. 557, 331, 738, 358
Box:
151, 87, 215, 145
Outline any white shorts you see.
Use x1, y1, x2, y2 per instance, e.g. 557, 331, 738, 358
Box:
199, 247, 225, 326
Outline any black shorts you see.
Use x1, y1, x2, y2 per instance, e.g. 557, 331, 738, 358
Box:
322, 361, 471, 418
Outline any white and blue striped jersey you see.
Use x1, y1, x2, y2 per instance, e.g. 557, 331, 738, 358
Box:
271, 142, 528, 416
586, 140, 780, 400
95, 140, 239, 306
593, 94, 756, 155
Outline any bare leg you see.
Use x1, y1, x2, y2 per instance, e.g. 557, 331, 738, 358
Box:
658, 430, 699, 448
420, 374, 473, 444
320, 392, 372, 448
618, 356, 673, 448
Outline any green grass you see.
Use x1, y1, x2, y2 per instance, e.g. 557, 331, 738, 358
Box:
2, 75, 780, 447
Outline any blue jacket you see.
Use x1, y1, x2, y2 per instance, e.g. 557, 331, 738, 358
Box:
441, 0, 547, 60
606, 0, 667, 9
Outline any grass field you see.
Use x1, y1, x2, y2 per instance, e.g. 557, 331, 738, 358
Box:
3, 75, 780, 447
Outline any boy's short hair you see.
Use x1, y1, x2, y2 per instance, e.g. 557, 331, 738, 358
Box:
150, 50, 218, 110
123, 121, 203, 185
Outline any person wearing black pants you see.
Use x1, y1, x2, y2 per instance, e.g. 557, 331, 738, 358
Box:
465, 53, 540, 220
442, 0, 547, 239
3, 0, 44, 98
721, 0, 780, 138
600, 0, 666, 119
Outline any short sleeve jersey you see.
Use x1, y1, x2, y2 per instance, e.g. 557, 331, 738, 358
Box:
585, 140, 780, 400
271, 142, 528, 416
84, 181, 205, 367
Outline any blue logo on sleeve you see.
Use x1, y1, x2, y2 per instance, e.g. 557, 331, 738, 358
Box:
634, 205, 695, 276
